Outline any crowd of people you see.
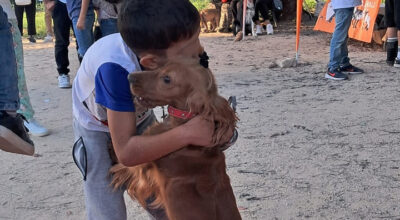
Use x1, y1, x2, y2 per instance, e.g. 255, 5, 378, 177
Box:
0, 0, 399, 219
210, 0, 282, 39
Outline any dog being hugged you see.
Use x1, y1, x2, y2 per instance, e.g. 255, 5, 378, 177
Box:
110, 59, 241, 220
200, 8, 220, 33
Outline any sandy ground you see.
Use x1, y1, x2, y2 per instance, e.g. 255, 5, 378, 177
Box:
1, 26, 400, 220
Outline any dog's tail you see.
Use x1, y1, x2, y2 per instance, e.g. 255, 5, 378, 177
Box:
109, 163, 164, 209
109, 163, 133, 190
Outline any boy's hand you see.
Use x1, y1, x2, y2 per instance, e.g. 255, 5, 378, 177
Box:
77, 17, 85, 30
182, 116, 233, 148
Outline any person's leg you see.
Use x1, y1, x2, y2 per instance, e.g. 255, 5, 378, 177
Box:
394, 0, 400, 67
385, 0, 398, 66
328, 8, 353, 71
43, 2, 53, 42
99, 18, 118, 37
14, 5, 24, 36
218, 3, 229, 32
52, 1, 74, 88
8, 19, 33, 120
0, 6, 34, 155
71, 13, 94, 59
230, 0, 241, 27
44, 5, 53, 37
73, 120, 127, 220
8, 19, 49, 136
0, 12, 19, 112
25, 0, 36, 42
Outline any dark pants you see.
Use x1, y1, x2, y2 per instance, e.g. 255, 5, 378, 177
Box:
253, 0, 274, 23
231, 0, 243, 27
0, 6, 19, 111
14, 0, 36, 36
52, 0, 78, 75
385, 0, 400, 29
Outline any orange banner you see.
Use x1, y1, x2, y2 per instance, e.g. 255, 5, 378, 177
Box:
314, 0, 382, 43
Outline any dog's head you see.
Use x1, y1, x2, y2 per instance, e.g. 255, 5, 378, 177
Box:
129, 59, 237, 144
128, 59, 215, 111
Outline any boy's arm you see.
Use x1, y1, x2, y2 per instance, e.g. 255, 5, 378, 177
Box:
107, 109, 215, 167
77, 0, 90, 29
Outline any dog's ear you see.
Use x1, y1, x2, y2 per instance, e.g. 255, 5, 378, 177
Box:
209, 95, 238, 145
186, 67, 215, 115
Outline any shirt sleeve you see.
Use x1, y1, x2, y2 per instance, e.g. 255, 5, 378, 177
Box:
95, 62, 135, 112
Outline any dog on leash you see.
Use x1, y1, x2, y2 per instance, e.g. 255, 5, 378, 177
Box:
200, 8, 221, 32
110, 59, 241, 220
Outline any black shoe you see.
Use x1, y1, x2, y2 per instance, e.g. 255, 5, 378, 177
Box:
28, 35, 36, 43
0, 111, 34, 155
340, 64, 364, 74
325, 68, 348, 80
394, 58, 400, 68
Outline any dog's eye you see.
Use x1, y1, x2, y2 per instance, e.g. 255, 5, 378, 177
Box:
163, 76, 171, 84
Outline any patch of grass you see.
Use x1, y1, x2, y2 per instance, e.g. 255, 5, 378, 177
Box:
21, 3, 47, 38
190, 0, 209, 10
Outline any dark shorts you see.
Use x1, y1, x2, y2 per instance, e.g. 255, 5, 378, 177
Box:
385, 0, 400, 29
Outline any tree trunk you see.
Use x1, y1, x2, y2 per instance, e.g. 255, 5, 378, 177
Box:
281, 0, 297, 21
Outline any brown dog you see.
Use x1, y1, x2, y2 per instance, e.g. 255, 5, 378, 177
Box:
200, 8, 221, 33
110, 60, 241, 220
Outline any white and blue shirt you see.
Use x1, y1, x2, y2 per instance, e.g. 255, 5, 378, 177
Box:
72, 33, 140, 132
331, 0, 362, 9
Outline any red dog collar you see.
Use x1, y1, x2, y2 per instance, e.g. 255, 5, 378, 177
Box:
167, 106, 195, 120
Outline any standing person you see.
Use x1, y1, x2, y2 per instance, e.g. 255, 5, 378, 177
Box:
325, 0, 364, 81
218, 0, 232, 33
44, 0, 79, 88
43, 0, 54, 42
14, 0, 36, 43
67, 0, 95, 60
93, 0, 119, 37
385, 0, 400, 67
1, 0, 50, 137
0, 5, 34, 156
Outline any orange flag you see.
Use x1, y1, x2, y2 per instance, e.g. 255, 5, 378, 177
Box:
296, 0, 303, 61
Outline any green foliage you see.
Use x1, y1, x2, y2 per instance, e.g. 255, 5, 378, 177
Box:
21, 3, 46, 38
190, 0, 209, 10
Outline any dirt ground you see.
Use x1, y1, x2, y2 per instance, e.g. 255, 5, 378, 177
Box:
1, 26, 399, 220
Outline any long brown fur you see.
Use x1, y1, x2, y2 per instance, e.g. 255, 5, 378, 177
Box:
110, 59, 241, 220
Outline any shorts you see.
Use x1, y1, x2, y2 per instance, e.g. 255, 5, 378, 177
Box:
385, 0, 400, 29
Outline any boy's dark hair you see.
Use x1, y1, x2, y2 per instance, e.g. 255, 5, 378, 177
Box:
118, 0, 200, 55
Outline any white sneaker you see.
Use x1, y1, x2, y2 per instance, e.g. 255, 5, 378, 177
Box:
266, 24, 274, 35
43, 35, 53, 43
24, 118, 50, 137
58, 74, 72, 88
256, 25, 263, 35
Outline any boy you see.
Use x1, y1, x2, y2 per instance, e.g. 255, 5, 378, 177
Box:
385, 0, 400, 67
325, 0, 364, 81
72, 0, 232, 219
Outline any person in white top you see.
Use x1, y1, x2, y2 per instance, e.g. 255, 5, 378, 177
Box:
325, 0, 364, 80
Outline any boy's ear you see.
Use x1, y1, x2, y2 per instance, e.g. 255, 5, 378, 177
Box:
139, 54, 166, 70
